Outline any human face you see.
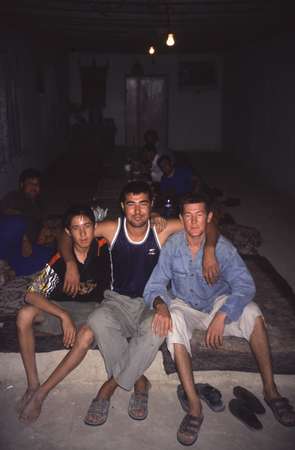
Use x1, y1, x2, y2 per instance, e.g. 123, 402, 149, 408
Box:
159, 159, 173, 176
180, 202, 212, 239
122, 192, 151, 228
67, 215, 95, 250
21, 177, 41, 200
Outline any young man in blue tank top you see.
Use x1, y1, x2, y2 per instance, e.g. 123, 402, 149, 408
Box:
19, 181, 219, 426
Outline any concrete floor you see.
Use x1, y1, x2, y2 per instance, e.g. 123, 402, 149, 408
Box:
1, 157, 295, 449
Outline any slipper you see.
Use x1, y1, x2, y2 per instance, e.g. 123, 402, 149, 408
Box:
196, 383, 225, 412
84, 398, 110, 426
128, 381, 151, 420
177, 413, 204, 446
233, 386, 265, 414
229, 399, 262, 430
264, 397, 295, 427
177, 384, 225, 413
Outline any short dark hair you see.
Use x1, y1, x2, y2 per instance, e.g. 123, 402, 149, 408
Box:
19, 168, 41, 185
120, 181, 153, 203
179, 192, 212, 215
157, 154, 173, 169
63, 205, 95, 230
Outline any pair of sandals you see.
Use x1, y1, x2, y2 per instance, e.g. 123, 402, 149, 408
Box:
176, 383, 224, 446
229, 386, 295, 429
84, 382, 151, 426
229, 386, 265, 430
177, 383, 225, 414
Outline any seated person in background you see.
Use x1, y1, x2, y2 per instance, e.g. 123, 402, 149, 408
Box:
16, 204, 110, 421
158, 155, 193, 198
143, 129, 162, 156
144, 192, 295, 446
142, 129, 174, 183
142, 145, 163, 183
0, 168, 53, 275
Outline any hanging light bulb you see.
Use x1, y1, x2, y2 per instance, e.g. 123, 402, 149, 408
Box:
148, 46, 155, 55
166, 32, 175, 47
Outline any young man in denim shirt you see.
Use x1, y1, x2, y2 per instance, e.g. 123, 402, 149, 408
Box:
144, 192, 295, 446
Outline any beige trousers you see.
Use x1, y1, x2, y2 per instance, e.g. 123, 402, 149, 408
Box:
167, 295, 263, 360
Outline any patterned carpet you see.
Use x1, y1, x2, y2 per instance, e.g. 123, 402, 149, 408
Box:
1, 254, 295, 376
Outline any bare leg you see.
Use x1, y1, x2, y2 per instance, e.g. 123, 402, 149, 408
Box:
96, 377, 118, 400
19, 325, 94, 424
134, 374, 150, 393
92, 373, 149, 402
174, 343, 202, 417
16, 306, 42, 412
249, 316, 280, 400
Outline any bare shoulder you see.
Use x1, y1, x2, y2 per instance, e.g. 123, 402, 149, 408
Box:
157, 218, 183, 246
94, 219, 119, 243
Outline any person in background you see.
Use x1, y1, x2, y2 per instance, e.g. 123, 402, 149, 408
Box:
0, 168, 53, 275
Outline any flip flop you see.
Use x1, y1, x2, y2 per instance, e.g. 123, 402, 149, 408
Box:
177, 383, 225, 413
229, 399, 263, 430
233, 386, 265, 414
177, 413, 204, 446
196, 383, 225, 412
264, 397, 295, 427
128, 381, 151, 420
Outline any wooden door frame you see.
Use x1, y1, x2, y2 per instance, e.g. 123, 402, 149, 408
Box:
125, 75, 168, 149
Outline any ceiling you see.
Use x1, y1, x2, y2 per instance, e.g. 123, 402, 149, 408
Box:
0, 1, 293, 54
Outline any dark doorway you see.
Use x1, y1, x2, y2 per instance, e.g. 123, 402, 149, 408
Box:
125, 76, 167, 149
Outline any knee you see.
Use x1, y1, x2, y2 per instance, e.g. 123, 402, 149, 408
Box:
16, 305, 37, 331
170, 309, 186, 334
240, 302, 263, 340
76, 325, 94, 350
87, 308, 112, 335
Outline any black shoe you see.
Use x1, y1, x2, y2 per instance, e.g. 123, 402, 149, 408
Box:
233, 386, 265, 414
229, 399, 263, 430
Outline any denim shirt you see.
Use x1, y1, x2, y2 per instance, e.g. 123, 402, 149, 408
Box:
143, 231, 256, 323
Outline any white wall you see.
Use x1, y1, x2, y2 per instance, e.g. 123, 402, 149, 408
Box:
0, 35, 68, 197
223, 32, 295, 196
69, 52, 222, 152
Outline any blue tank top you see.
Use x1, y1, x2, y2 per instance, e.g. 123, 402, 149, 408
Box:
110, 217, 161, 298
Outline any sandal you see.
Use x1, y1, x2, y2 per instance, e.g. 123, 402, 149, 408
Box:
128, 382, 151, 420
265, 397, 295, 427
196, 383, 225, 412
229, 399, 263, 430
233, 386, 265, 414
177, 384, 225, 413
84, 398, 110, 426
177, 414, 204, 446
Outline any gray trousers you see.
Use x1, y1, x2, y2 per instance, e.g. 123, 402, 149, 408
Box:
87, 290, 164, 390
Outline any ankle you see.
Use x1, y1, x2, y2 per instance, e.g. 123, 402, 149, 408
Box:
27, 384, 40, 392
188, 398, 202, 417
263, 384, 280, 400
35, 386, 49, 402
188, 404, 203, 417
134, 376, 149, 392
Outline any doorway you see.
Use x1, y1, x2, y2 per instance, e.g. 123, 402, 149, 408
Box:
125, 76, 167, 149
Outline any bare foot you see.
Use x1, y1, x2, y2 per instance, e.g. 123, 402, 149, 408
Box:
16, 387, 39, 414
19, 389, 45, 424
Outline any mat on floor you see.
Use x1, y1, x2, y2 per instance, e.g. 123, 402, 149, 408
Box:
0, 255, 295, 375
